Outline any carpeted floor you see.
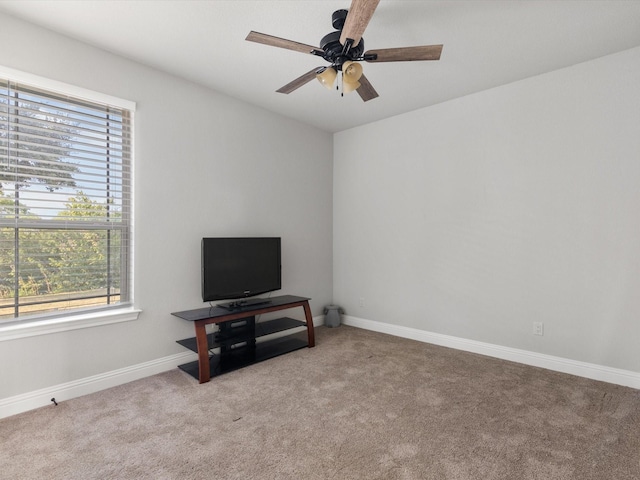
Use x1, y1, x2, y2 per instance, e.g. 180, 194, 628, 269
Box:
1, 325, 639, 479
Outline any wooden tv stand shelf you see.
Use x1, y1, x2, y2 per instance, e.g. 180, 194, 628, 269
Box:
172, 295, 315, 383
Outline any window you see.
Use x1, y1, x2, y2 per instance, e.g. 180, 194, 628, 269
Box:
0, 73, 134, 322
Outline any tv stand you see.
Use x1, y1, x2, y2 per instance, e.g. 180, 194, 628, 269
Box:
172, 295, 315, 383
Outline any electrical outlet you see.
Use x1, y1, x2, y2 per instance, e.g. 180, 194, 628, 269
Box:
359, 297, 365, 307
533, 322, 544, 336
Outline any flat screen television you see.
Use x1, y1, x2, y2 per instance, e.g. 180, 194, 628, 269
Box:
201, 237, 281, 308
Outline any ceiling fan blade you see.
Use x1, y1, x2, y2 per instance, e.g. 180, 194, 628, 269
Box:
339, 0, 381, 48
276, 68, 321, 94
365, 45, 443, 62
356, 74, 379, 102
246, 31, 319, 55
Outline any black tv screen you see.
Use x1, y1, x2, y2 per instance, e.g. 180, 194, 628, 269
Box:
201, 237, 281, 303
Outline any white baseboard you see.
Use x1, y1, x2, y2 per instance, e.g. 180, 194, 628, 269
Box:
342, 315, 640, 391
0, 351, 197, 420
10, 313, 634, 420
1, 315, 325, 420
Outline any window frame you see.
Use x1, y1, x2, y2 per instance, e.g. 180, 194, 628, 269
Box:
0, 66, 139, 339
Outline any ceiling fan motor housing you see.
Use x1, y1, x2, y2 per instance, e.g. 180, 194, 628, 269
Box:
319, 32, 365, 69
317, 9, 366, 69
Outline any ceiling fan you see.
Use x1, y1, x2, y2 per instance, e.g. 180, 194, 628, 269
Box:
245, 0, 443, 102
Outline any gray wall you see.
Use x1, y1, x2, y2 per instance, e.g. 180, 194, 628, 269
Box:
0, 13, 333, 399
334, 46, 640, 373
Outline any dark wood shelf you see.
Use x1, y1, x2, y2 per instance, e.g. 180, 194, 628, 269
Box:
177, 331, 308, 380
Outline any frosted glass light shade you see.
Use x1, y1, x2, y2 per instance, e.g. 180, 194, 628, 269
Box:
342, 61, 363, 81
343, 78, 361, 94
316, 67, 337, 90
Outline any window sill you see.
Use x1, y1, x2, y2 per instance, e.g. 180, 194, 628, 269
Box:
0, 307, 142, 342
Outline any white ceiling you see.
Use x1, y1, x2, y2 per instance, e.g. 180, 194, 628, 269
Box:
1, 0, 640, 133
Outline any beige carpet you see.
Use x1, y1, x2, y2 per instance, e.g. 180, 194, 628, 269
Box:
1, 325, 639, 480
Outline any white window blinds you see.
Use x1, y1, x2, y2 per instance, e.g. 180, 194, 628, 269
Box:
0, 77, 133, 320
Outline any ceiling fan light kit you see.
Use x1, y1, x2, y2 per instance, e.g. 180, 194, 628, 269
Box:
343, 61, 363, 81
246, 0, 443, 101
342, 77, 361, 94
317, 67, 338, 90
